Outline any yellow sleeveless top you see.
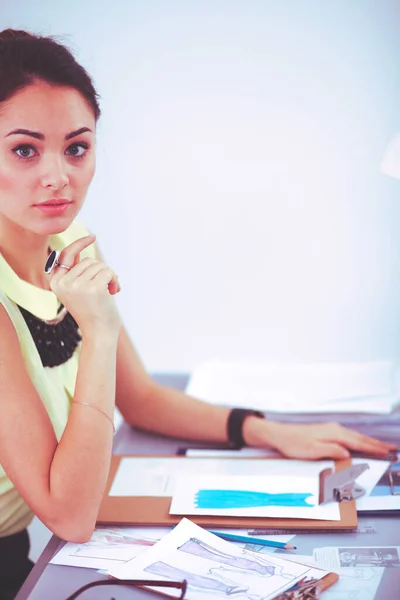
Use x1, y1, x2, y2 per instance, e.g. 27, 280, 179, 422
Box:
0, 221, 95, 537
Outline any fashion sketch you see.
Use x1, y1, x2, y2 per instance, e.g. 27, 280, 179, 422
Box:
145, 562, 249, 595
195, 490, 314, 509
178, 538, 276, 575
144, 537, 300, 599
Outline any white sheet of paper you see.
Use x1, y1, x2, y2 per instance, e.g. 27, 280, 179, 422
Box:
321, 566, 384, 600
352, 459, 390, 496
354, 458, 400, 512
109, 457, 333, 498
109, 518, 329, 600
50, 525, 294, 570
357, 494, 400, 512
186, 359, 398, 413
170, 473, 340, 520
280, 554, 385, 599
50, 526, 171, 570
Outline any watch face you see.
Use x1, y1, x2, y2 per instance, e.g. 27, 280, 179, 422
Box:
44, 249, 59, 274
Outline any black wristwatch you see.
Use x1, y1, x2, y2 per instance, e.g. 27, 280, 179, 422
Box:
227, 408, 265, 448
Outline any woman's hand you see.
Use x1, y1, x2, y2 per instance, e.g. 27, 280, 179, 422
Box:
48, 235, 121, 339
243, 417, 396, 460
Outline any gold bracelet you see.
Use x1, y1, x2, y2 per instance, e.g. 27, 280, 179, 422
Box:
71, 401, 115, 433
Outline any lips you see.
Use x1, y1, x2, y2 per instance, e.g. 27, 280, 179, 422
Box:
34, 199, 73, 215
36, 199, 72, 206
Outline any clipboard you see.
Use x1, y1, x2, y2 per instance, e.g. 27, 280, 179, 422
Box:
97, 455, 359, 530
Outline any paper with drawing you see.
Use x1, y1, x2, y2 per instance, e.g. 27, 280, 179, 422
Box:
50, 526, 170, 570
109, 457, 334, 506
50, 526, 294, 570
109, 518, 330, 600
169, 471, 340, 520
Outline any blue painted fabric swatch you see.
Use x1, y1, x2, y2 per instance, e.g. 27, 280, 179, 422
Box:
195, 489, 314, 509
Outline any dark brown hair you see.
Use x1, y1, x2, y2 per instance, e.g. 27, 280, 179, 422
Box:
0, 29, 101, 120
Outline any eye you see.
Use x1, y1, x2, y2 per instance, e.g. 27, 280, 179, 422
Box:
66, 142, 89, 158
12, 145, 37, 160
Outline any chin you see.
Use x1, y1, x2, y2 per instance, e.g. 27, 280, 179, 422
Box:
31, 207, 82, 236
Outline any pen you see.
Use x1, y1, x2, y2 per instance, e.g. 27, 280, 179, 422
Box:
210, 531, 296, 550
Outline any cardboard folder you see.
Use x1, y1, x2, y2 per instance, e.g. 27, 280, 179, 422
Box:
97, 455, 358, 530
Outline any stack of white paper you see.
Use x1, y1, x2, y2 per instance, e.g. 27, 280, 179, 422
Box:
186, 360, 399, 413
109, 519, 331, 599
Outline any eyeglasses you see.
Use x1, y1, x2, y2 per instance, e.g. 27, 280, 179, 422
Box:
63, 575, 323, 600
63, 578, 187, 600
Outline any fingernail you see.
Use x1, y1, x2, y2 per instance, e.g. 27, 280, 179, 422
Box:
341, 450, 350, 458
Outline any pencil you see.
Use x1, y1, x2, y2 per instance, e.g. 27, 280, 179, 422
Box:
209, 531, 297, 550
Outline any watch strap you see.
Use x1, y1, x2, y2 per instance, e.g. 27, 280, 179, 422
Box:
227, 408, 265, 448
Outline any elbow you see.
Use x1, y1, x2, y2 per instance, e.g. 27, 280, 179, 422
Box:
51, 520, 95, 543
42, 511, 97, 543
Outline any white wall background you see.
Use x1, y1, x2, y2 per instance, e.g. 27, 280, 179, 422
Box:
2, 0, 400, 372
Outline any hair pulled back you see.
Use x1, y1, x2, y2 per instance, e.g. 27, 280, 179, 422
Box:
0, 29, 100, 120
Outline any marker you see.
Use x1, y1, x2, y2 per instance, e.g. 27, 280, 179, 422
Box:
210, 531, 296, 550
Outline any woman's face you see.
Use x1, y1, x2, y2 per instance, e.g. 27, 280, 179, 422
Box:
0, 79, 96, 236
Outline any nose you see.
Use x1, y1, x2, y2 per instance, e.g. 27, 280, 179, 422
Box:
40, 154, 69, 190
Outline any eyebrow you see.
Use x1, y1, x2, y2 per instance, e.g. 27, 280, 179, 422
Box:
5, 127, 93, 141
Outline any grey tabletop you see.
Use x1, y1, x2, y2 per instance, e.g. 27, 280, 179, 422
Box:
16, 373, 400, 600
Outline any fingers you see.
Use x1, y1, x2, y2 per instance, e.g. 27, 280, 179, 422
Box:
48, 235, 96, 286
56, 256, 96, 278
91, 267, 117, 289
48, 241, 120, 295
71, 259, 107, 281
108, 275, 120, 296
344, 434, 393, 455
78, 262, 120, 294
324, 424, 395, 456
58, 235, 96, 269
297, 442, 350, 461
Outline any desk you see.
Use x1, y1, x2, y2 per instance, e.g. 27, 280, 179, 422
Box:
16, 374, 400, 599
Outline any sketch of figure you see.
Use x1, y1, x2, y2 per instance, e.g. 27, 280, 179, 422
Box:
195, 490, 314, 509
209, 562, 294, 590
178, 538, 275, 575
144, 561, 248, 595
208, 563, 297, 600
80, 530, 158, 549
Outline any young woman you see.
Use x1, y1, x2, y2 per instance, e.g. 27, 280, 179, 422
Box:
0, 29, 394, 599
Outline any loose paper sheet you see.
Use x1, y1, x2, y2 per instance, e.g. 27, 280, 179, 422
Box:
109, 457, 334, 499
186, 360, 398, 413
109, 518, 329, 600
321, 566, 384, 600
352, 459, 391, 498
50, 526, 294, 570
50, 526, 170, 570
356, 460, 400, 512
169, 473, 340, 521
269, 553, 385, 600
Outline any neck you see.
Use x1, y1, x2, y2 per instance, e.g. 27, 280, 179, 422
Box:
0, 218, 52, 289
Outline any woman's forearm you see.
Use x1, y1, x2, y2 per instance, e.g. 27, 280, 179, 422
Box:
46, 332, 118, 541
128, 382, 232, 442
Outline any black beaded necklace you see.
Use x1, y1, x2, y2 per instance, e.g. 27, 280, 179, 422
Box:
18, 304, 81, 368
